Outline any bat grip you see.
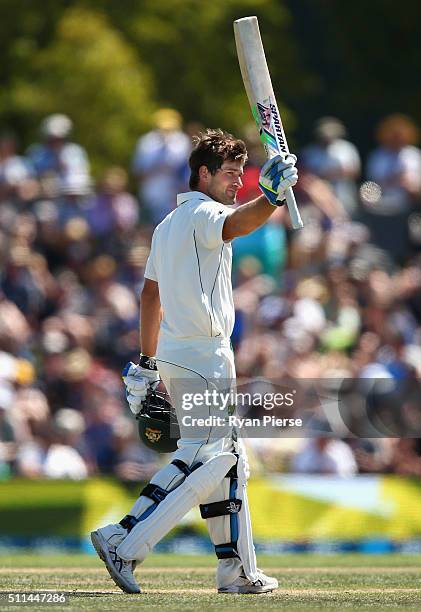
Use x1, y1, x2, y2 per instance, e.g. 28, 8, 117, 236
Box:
285, 187, 303, 229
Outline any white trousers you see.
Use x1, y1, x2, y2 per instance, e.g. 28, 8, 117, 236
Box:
117, 336, 258, 588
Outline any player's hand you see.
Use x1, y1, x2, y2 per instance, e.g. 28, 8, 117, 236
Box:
122, 355, 160, 415
259, 154, 298, 206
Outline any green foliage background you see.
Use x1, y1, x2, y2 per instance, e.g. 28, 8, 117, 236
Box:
0, 0, 419, 173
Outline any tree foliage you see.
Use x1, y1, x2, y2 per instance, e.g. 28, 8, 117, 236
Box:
0, 0, 418, 170
77, 0, 308, 138
0, 0, 304, 170
1, 5, 154, 171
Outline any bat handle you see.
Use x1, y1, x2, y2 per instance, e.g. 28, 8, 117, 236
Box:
285, 187, 303, 229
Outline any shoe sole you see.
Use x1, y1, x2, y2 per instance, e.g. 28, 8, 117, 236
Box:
90, 530, 140, 594
218, 580, 278, 594
218, 586, 276, 594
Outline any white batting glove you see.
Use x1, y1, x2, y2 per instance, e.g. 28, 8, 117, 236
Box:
122, 355, 160, 416
259, 154, 298, 206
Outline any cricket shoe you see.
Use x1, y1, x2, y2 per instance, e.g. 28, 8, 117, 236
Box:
90, 524, 140, 594
218, 570, 278, 594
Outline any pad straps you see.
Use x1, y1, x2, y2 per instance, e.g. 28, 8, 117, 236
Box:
120, 459, 201, 532
199, 461, 241, 559
199, 498, 242, 519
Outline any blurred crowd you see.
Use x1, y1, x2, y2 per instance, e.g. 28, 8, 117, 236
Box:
0, 109, 420, 481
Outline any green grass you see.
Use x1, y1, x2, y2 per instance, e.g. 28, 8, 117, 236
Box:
1, 553, 421, 611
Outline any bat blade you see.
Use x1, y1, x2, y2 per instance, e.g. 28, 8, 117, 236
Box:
234, 16, 303, 229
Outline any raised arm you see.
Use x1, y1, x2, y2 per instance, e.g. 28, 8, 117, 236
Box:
222, 195, 276, 240
222, 154, 298, 241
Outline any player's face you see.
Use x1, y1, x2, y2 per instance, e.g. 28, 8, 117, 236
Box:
206, 160, 244, 205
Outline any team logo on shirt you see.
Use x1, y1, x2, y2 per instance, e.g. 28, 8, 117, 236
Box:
145, 427, 162, 443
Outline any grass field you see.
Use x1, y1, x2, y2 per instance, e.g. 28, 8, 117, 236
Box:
1, 553, 421, 610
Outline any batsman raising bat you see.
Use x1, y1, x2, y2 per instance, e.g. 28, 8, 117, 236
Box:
91, 128, 298, 594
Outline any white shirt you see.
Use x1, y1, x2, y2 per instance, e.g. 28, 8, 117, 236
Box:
132, 130, 191, 223
145, 191, 235, 340
303, 139, 360, 176
291, 439, 357, 477
0, 155, 33, 185
302, 139, 361, 214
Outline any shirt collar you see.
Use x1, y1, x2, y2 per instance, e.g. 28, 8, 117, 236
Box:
176, 191, 213, 207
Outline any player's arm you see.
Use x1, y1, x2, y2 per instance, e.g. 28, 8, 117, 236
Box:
223, 154, 298, 241
122, 278, 161, 416
222, 194, 275, 240
140, 278, 161, 357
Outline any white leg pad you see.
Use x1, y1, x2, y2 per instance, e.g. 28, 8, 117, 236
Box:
116, 452, 236, 561
201, 443, 259, 588
235, 463, 258, 583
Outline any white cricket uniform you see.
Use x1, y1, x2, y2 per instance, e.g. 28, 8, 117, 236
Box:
144, 191, 237, 448
117, 191, 259, 588
145, 190, 235, 341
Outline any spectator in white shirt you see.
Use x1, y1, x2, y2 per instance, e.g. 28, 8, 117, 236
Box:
132, 108, 191, 225
291, 419, 357, 477
301, 117, 361, 217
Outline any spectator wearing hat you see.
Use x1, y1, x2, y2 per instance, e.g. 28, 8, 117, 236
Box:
301, 116, 361, 217
363, 114, 421, 262
27, 113, 91, 196
132, 108, 191, 225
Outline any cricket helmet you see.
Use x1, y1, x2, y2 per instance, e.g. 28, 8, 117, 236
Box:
136, 389, 180, 453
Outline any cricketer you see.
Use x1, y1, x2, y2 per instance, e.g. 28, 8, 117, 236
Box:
91, 128, 298, 594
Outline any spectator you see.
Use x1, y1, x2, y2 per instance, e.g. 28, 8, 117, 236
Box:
385, 438, 421, 476
16, 406, 88, 479
85, 167, 139, 238
0, 132, 34, 196
27, 114, 91, 195
290, 436, 358, 477
132, 108, 191, 225
301, 116, 361, 217
363, 114, 421, 262
0, 113, 419, 480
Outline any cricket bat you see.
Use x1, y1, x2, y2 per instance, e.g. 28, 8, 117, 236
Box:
234, 16, 303, 229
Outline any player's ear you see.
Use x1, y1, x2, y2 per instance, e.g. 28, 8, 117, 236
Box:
198, 165, 210, 183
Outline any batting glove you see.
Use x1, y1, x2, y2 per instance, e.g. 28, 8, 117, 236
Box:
122, 355, 160, 416
259, 154, 298, 206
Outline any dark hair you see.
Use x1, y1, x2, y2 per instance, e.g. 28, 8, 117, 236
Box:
189, 128, 247, 190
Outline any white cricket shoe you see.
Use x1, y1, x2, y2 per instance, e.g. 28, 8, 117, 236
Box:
218, 570, 278, 594
90, 524, 140, 594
